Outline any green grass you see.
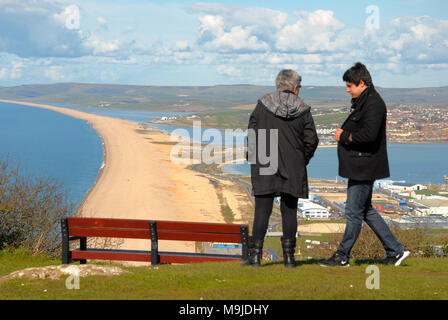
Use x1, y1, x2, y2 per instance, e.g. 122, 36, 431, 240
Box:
168, 109, 252, 130
0, 248, 60, 276
413, 190, 448, 198
0, 248, 447, 300
163, 110, 350, 130
313, 112, 348, 125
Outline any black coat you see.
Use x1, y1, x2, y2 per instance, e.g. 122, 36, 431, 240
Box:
248, 91, 319, 198
338, 85, 390, 181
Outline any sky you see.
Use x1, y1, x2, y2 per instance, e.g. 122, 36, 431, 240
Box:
0, 0, 447, 88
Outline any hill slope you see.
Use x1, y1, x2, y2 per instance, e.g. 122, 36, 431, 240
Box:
1, 83, 447, 111
0, 249, 447, 300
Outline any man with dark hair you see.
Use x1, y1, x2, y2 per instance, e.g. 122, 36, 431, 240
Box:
244, 69, 319, 268
320, 62, 410, 267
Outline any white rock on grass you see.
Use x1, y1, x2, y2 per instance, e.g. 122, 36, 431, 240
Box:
0, 264, 129, 283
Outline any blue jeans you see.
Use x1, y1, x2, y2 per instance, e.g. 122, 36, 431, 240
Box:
336, 179, 404, 260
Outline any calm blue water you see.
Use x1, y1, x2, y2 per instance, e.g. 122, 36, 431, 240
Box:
51, 104, 246, 145
221, 144, 448, 185
59, 105, 191, 123
0, 102, 104, 209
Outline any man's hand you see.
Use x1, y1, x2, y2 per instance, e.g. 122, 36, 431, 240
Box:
334, 128, 344, 142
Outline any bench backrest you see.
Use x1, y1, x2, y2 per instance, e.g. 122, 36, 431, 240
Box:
154, 220, 243, 243
67, 217, 244, 243
67, 217, 151, 239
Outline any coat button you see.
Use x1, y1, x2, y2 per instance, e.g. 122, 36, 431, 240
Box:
358, 152, 362, 156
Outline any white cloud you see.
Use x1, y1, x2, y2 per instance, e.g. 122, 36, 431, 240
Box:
190, 4, 448, 82
198, 16, 269, 52
100, 70, 117, 82
10, 60, 23, 79
198, 15, 225, 35
0, 1, 90, 58
44, 66, 65, 81
365, 16, 448, 64
192, 3, 287, 30
276, 10, 346, 52
97, 16, 107, 26
83, 33, 121, 55
217, 65, 242, 77
175, 40, 191, 51
0, 1, 129, 59
0, 68, 7, 79
194, 4, 287, 53
210, 26, 269, 52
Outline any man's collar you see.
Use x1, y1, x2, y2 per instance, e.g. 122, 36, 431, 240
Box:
351, 86, 370, 108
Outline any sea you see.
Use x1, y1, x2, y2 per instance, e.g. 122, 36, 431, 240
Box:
1, 101, 447, 212
221, 144, 448, 185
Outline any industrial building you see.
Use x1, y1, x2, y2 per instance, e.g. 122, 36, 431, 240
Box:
297, 199, 330, 219
388, 183, 428, 193
413, 197, 448, 217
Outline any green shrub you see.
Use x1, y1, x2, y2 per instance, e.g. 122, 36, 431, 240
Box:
295, 224, 447, 260
0, 157, 74, 256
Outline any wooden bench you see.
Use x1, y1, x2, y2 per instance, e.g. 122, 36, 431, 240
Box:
61, 217, 249, 265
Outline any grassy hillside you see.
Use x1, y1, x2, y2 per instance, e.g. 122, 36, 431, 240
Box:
0, 248, 447, 300
154, 110, 350, 130
1, 83, 447, 112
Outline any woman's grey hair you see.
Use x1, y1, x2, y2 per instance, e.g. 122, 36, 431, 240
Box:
275, 69, 302, 92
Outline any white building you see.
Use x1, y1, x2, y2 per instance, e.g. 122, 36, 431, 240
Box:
297, 199, 330, 219
414, 197, 448, 217
387, 183, 428, 193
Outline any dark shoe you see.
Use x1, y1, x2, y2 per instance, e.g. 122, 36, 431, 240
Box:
241, 237, 263, 267
281, 237, 296, 268
386, 250, 410, 266
319, 252, 350, 267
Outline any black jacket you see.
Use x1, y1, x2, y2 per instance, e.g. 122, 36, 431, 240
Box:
248, 91, 319, 198
338, 85, 390, 181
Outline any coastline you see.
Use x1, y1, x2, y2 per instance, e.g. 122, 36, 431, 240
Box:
149, 120, 448, 145
76, 136, 107, 217
0, 99, 111, 216
0, 99, 253, 262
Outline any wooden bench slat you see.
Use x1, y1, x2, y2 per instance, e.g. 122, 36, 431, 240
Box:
68, 217, 149, 229
69, 227, 150, 239
157, 231, 241, 243
156, 220, 243, 234
159, 253, 241, 264
72, 249, 151, 262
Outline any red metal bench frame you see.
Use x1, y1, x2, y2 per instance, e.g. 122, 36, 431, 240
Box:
61, 217, 249, 265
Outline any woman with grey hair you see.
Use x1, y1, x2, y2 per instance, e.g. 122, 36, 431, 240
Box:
244, 69, 319, 267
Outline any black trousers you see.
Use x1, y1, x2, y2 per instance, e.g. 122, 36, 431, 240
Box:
252, 193, 298, 241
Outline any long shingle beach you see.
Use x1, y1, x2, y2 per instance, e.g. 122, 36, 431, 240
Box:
0, 99, 252, 262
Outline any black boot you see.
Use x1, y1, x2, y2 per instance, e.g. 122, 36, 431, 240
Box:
241, 236, 264, 267
281, 237, 296, 268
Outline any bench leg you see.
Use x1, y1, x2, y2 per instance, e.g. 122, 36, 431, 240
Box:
61, 218, 71, 264
79, 237, 87, 264
150, 221, 159, 265
240, 225, 249, 262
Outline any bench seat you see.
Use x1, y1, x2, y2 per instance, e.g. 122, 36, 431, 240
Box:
71, 248, 242, 264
